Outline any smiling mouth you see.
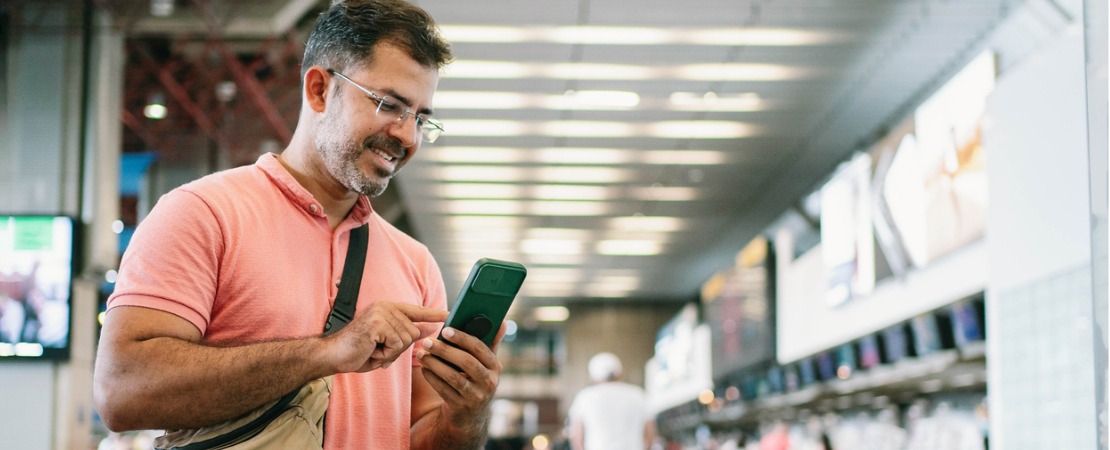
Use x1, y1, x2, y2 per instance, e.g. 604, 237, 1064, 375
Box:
370, 147, 397, 162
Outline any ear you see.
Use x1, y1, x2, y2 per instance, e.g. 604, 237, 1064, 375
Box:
303, 66, 330, 113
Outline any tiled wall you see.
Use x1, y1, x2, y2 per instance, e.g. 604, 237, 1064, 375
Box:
994, 264, 1097, 449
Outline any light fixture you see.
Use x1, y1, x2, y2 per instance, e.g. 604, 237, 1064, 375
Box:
597, 239, 663, 255
439, 25, 843, 46
444, 60, 811, 81
426, 147, 727, 165
533, 306, 570, 322
150, 0, 174, 17
443, 119, 756, 139
143, 93, 167, 120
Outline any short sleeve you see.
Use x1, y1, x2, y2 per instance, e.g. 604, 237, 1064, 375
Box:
107, 189, 224, 334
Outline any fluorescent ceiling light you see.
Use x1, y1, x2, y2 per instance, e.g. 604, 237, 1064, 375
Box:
434, 90, 638, 110
669, 92, 763, 112
525, 228, 593, 240
433, 166, 527, 182
446, 216, 525, 228
448, 240, 516, 253
527, 268, 584, 283
434, 91, 759, 112
591, 275, 642, 290
522, 239, 583, 255
426, 147, 525, 163
430, 165, 630, 183
427, 147, 727, 165
608, 216, 686, 232
642, 150, 726, 165
443, 200, 524, 215
434, 183, 617, 201
629, 186, 699, 201
442, 200, 610, 216
438, 183, 523, 199
444, 61, 810, 81
525, 254, 588, 266
445, 120, 757, 139
532, 185, 613, 201
597, 239, 664, 255
536, 167, 628, 183
447, 229, 520, 243
533, 306, 570, 322
439, 25, 842, 46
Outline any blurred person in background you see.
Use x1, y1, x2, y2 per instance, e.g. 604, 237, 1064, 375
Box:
568, 352, 656, 450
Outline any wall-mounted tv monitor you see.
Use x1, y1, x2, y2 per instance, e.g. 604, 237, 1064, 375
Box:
701, 237, 775, 382
798, 358, 817, 387
911, 312, 955, 356
858, 334, 882, 369
816, 351, 836, 381
767, 366, 785, 394
783, 364, 800, 393
0, 215, 76, 360
950, 296, 986, 348
882, 323, 911, 363
834, 344, 858, 379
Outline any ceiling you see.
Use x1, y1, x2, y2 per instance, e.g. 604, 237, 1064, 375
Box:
79, 0, 1041, 321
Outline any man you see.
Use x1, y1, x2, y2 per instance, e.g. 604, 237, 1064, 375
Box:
93, 1, 502, 448
568, 352, 656, 450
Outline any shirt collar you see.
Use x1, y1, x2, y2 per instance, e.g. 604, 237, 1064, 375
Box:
254, 153, 373, 226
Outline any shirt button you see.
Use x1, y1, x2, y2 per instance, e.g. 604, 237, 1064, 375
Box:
335, 279, 341, 287
310, 205, 319, 213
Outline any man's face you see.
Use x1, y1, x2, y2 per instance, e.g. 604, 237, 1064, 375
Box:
314, 43, 439, 197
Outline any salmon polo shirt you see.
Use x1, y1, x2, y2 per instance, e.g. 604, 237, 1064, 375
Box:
107, 153, 448, 450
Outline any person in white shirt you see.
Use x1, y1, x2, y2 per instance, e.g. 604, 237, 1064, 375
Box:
568, 352, 656, 450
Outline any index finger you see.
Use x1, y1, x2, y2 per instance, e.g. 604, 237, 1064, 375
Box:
394, 303, 448, 323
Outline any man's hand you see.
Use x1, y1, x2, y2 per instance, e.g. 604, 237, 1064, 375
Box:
325, 302, 447, 373
414, 324, 505, 435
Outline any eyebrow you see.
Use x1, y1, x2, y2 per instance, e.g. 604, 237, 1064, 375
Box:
379, 87, 435, 117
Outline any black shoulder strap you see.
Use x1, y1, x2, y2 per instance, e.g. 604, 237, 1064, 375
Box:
324, 223, 369, 335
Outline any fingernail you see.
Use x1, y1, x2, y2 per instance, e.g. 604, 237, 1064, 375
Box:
443, 328, 455, 338
423, 338, 434, 349
416, 350, 426, 359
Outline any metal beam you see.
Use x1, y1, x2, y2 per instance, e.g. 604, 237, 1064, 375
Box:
191, 0, 293, 144
131, 42, 230, 149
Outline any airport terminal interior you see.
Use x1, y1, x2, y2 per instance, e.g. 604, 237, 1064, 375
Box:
0, 0, 1107, 449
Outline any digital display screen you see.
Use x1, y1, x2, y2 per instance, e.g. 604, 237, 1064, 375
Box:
0, 216, 75, 359
882, 324, 910, 363
858, 334, 882, 368
701, 237, 775, 381
950, 297, 985, 347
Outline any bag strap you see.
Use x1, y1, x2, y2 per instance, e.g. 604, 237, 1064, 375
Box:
161, 223, 369, 450
324, 223, 369, 335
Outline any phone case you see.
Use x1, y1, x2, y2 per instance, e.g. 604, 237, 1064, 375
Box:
439, 258, 527, 347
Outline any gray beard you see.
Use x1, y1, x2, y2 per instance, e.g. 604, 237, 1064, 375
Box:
314, 119, 399, 198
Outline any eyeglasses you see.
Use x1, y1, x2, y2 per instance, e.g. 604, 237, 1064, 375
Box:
326, 69, 444, 144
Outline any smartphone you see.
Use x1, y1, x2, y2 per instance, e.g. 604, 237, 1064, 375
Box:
438, 258, 527, 348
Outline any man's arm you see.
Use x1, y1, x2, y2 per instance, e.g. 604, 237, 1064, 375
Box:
94, 302, 446, 431
569, 417, 586, 450
409, 324, 506, 450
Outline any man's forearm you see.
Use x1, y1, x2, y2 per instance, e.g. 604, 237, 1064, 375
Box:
410, 406, 490, 450
95, 334, 333, 431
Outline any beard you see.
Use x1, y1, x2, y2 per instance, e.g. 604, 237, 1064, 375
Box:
313, 109, 407, 198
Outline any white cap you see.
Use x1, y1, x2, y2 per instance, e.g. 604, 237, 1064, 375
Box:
588, 352, 623, 382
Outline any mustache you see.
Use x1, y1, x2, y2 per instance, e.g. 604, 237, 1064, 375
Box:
363, 135, 406, 160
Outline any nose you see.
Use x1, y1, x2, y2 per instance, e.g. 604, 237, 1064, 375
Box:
386, 115, 420, 149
